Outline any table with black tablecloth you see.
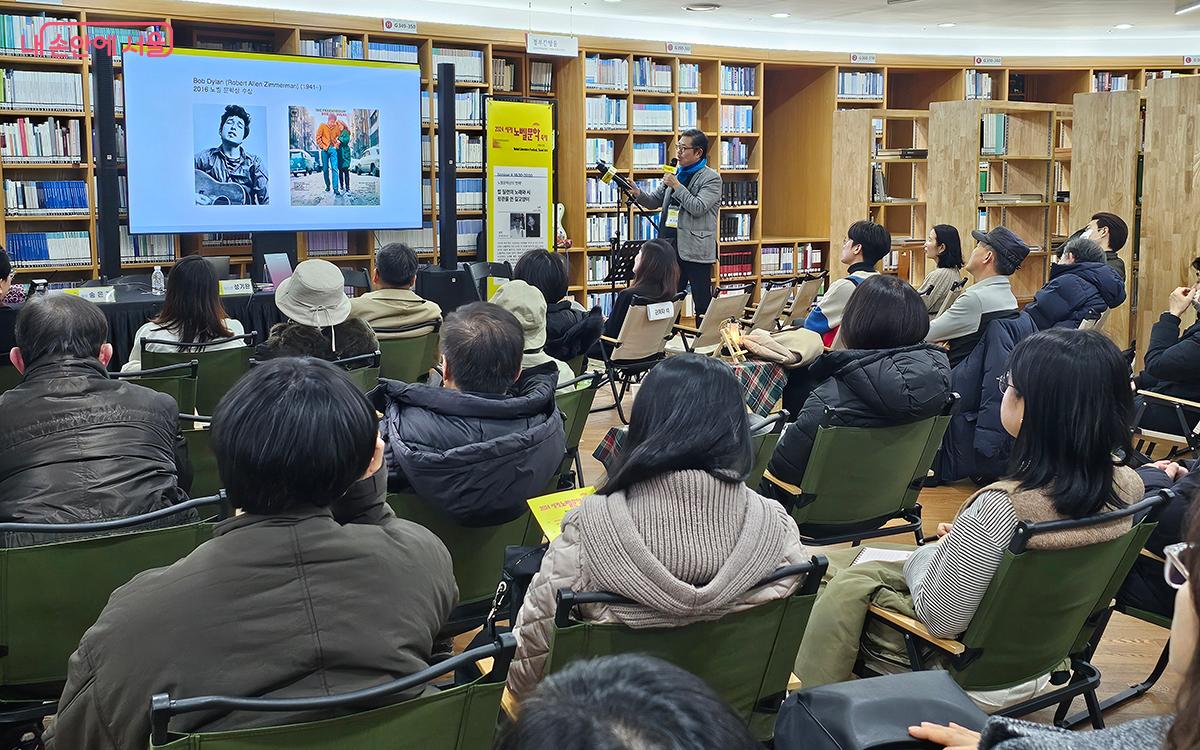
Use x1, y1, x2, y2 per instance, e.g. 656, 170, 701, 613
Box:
0, 290, 285, 371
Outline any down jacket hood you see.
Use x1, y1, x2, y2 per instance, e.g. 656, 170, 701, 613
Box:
1050, 261, 1126, 307
1025, 262, 1126, 330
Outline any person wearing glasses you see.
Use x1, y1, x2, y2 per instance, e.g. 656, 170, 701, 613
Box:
630, 129, 721, 317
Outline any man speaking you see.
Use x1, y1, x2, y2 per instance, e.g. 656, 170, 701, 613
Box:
630, 129, 721, 316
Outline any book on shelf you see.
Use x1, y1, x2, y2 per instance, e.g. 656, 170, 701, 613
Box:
304, 231, 350, 257
720, 65, 756, 96
1, 117, 82, 161
719, 104, 753, 133
678, 101, 698, 129
632, 102, 672, 132
798, 242, 823, 273
586, 254, 612, 285
119, 226, 174, 263
586, 214, 628, 247
585, 55, 629, 90
376, 226, 435, 255
720, 180, 758, 206
872, 165, 887, 201
4, 179, 88, 215
1092, 72, 1131, 93
90, 122, 126, 163
300, 36, 364, 60
719, 212, 752, 242
837, 71, 884, 99
530, 61, 554, 93
89, 73, 123, 114
678, 63, 701, 94
632, 141, 667, 167
586, 96, 627, 130
432, 48, 485, 83
428, 177, 484, 211
760, 245, 793, 275
492, 58, 517, 92
634, 177, 662, 196
422, 133, 484, 169
1055, 189, 1070, 203
426, 90, 484, 127
456, 219, 484, 251
0, 70, 84, 111
0, 13, 76, 56
720, 138, 750, 170
881, 249, 901, 271
980, 192, 1044, 203
586, 291, 619, 316
965, 69, 994, 100
718, 248, 754, 279
585, 137, 615, 166
367, 41, 419, 64
875, 148, 928, 159
632, 214, 656, 241
196, 38, 273, 53
1146, 70, 1188, 80
7, 230, 91, 267
981, 113, 1008, 156
633, 57, 672, 92
586, 176, 621, 207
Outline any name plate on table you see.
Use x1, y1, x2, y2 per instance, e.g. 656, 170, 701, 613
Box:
646, 301, 675, 321
64, 286, 116, 303
219, 279, 254, 296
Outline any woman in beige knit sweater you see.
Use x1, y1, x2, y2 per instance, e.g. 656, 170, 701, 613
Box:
507, 354, 809, 697
919, 224, 966, 317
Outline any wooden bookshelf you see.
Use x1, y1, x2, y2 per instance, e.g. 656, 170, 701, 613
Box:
1051, 108, 1073, 241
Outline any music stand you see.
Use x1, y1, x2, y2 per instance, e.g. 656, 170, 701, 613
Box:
605, 178, 660, 298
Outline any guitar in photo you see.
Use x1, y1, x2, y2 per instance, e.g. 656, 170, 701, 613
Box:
193, 103, 270, 206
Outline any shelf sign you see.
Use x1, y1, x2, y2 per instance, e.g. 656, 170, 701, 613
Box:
974, 56, 1003, 67
849, 53, 877, 64
666, 42, 693, 55
526, 33, 578, 57
1185, 55, 1200, 65
64, 286, 116, 303
380, 18, 417, 34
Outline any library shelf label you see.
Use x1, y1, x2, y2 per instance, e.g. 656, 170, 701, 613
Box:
849, 53, 877, 64
666, 42, 693, 55
1185, 55, 1200, 65
974, 56, 1003, 67
527, 33, 578, 57
381, 18, 418, 34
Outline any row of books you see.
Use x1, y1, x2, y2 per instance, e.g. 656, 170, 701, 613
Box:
719, 212, 752, 242
679, 63, 701, 94
119, 226, 174, 263
493, 58, 517, 92
7, 230, 91, 267
421, 90, 483, 126
965, 69, 994, 100
367, 41, 419, 64
4, 179, 88, 214
300, 36, 364, 60
720, 180, 758, 206
586, 55, 629, 90
419, 178, 486, 212
586, 137, 615, 166
586, 254, 614, 285
880, 250, 903, 272
679, 101, 698, 129
632, 141, 667, 167
0, 117, 82, 161
456, 219, 484, 251
718, 248, 755, 279
586, 291, 619, 316
0, 13, 73, 56
304, 231, 351, 256
586, 214, 628, 246
376, 226, 434, 254
530, 61, 554, 94
632, 58, 672, 92
586, 96, 627, 130
837, 71, 884, 99
632, 214, 656, 241
432, 48, 485, 82
635, 177, 662, 194
0, 70, 83, 110
632, 103, 672, 132
981, 113, 1009, 156
1147, 70, 1190, 80
586, 176, 621, 207
762, 243, 824, 274
720, 138, 750, 169
1092, 73, 1131, 92
720, 104, 754, 133
421, 133, 484, 169
720, 65, 756, 96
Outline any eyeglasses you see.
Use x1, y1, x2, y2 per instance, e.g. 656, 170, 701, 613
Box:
1164, 542, 1193, 590
997, 372, 1016, 395
675, 143, 696, 152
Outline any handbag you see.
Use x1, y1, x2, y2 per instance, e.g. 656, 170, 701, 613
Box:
774, 671, 989, 750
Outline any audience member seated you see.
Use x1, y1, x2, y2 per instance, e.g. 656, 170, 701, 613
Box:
912, 500, 1200, 750
600, 238, 680, 354
927, 226, 1029, 367
1024, 237, 1126, 331
43, 358, 456, 750
507, 354, 808, 697
803, 220, 888, 346
122, 255, 247, 372
772, 275, 951, 485
491, 279, 576, 385
1083, 210, 1130, 283
498, 654, 760, 750
1118, 459, 1199, 619
373, 302, 564, 526
1135, 264, 1200, 433
514, 248, 602, 363
256, 258, 378, 361
917, 224, 966, 316
349, 242, 442, 339
0, 294, 191, 528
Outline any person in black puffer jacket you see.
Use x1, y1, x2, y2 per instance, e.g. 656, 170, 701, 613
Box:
374, 302, 565, 527
767, 275, 952, 489
514, 248, 602, 363
1134, 262, 1200, 433
1024, 237, 1126, 330
0, 295, 190, 536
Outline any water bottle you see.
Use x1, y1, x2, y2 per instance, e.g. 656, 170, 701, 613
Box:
151, 265, 165, 296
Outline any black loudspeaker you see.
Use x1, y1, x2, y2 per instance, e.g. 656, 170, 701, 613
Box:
92, 47, 122, 281
251, 232, 298, 283
436, 62, 458, 270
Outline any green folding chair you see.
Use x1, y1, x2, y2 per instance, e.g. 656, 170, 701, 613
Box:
762, 395, 958, 546
0, 494, 231, 739
386, 493, 542, 633
112, 360, 199, 415
865, 490, 1170, 730
0, 365, 22, 400
374, 321, 441, 383
331, 350, 381, 394
748, 411, 787, 488
142, 332, 255, 415
565, 354, 587, 377
181, 415, 219, 498
545, 557, 827, 742
553, 371, 603, 488
149, 633, 515, 750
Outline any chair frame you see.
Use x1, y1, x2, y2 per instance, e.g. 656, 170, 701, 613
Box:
149, 633, 516, 747
112, 360, 200, 414
864, 491, 1170, 730
741, 279, 795, 333
671, 283, 753, 355
555, 371, 604, 488
781, 271, 827, 326
1133, 389, 1200, 461
462, 260, 513, 299
373, 320, 443, 383
142, 332, 257, 356
596, 292, 686, 424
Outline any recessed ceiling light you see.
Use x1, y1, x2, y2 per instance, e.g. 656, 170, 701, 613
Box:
771, 12, 790, 18
683, 3, 720, 10
1177, 1, 1200, 15
937, 22, 956, 28
1113, 23, 1134, 29
603, 0, 622, 4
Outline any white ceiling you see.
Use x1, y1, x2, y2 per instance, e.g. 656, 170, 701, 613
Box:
193, 0, 1200, 56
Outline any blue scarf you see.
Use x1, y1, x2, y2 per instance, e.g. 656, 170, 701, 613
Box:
676, 157, 707, 184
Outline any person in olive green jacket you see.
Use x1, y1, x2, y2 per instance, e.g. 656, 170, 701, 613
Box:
350, 242, 442, 340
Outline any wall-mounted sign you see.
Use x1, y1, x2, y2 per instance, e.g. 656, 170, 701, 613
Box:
380, 18, 417, 34
666, 42, 693, 55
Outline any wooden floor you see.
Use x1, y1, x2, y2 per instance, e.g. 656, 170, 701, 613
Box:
577, 384, 1177, 728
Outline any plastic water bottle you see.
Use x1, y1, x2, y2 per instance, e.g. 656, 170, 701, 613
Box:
151, 265, 165, 296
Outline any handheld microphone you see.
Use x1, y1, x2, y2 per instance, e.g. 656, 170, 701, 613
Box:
594, 159, 635, 193
662, 157, 678, 175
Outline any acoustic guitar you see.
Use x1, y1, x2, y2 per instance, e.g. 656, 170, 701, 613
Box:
195, 169, 250, 205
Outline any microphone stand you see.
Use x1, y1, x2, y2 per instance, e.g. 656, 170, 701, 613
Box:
606, 177, 660, 301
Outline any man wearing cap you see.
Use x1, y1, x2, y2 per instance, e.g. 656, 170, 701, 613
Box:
927, 226, 1030, 368
257, 258, 379, 362
491, 279, 576, 386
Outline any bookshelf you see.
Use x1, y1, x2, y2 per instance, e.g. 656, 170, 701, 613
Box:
929, 100, 1057, 304
1069, 90, 1140, 350
1051, 108, 1073, 241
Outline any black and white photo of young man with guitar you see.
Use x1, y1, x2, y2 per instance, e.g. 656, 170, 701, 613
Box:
194, 104, 269, 205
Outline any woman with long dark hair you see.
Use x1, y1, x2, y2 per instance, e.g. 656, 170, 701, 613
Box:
506, 354, 807, 698
918, 224, 966, 316
601, 238, 681, 342
122, 255, 246, 372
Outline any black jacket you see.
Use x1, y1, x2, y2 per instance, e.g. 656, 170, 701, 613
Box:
1024, 261, 1126, 330
374, 368, 566, 527
767, 344, 952, 488
1139, 312, 1200, 404
545, 300, 603, 362
0, 357, 190, 526
255, 318, 379, 362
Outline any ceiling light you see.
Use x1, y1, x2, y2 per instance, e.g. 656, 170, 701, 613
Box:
1113, 23, 1134, 29
683, 3, 720, 10
603, 0, 621, 3
937, 22, 956, 28
1177, 0, 1200, 14
771, 12, 790, 18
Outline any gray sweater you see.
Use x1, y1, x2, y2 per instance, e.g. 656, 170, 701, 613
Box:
981, 715, 1172, 749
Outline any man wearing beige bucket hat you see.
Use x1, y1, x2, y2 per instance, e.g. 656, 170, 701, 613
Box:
256, 259, 378, 362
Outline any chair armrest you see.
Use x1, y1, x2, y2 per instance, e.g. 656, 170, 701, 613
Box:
600, 335, 621, 346
673, 323, 701, 335
1137, 390, 1200, 410
762, 469, 801, 496
866, 604, 966, 656
1140, 548, 1167, 564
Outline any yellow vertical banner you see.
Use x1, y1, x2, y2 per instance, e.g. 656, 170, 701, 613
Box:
486, 99, 555, 284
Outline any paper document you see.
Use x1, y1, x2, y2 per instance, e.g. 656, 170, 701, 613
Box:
528, 486, 594, 541
851, 547, 914, 567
